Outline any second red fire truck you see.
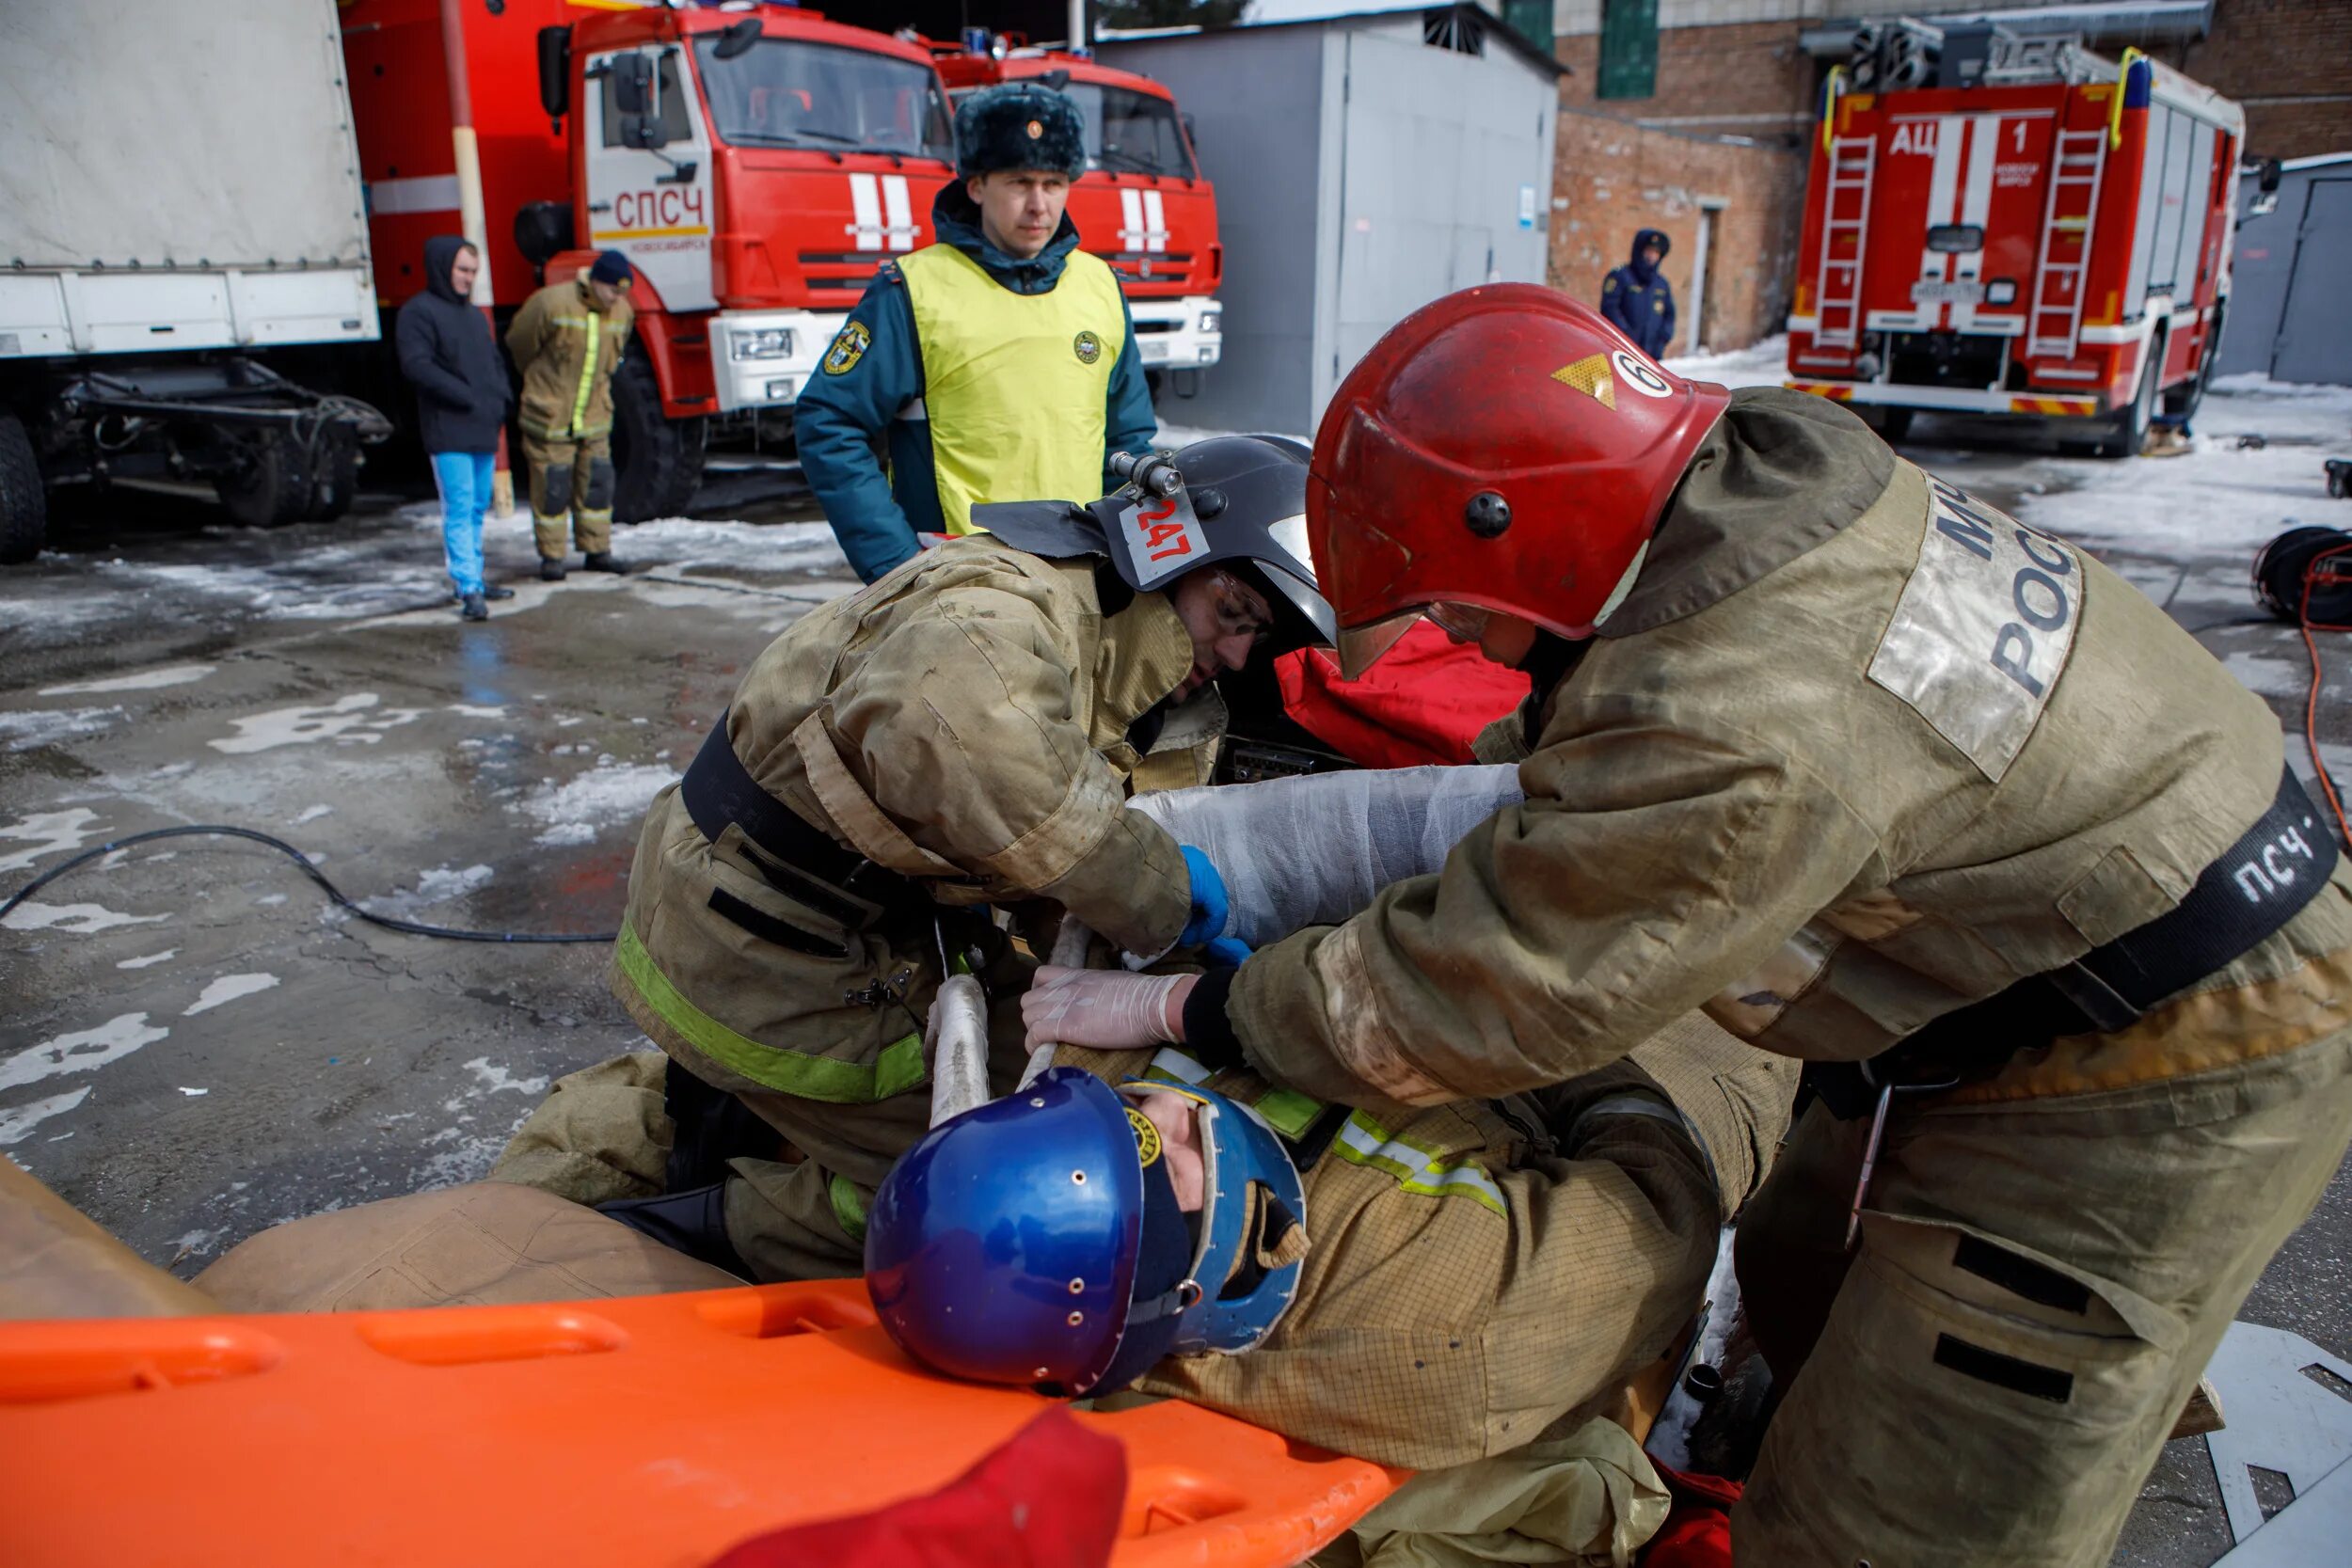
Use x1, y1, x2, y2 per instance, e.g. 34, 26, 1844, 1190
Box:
1785, 23, 2243, 457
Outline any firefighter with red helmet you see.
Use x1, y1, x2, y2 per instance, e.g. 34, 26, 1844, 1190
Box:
1025, 284, 2352, 1564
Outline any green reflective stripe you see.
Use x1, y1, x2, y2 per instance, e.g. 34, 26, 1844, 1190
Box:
569, 312, 602, 436
1145, 1047, 1213, 1085
1333, 1111, 1507, 1216
1252, 1088, 1325, 1142
614, 925, 927, 1103
829, 1172, 868, 1243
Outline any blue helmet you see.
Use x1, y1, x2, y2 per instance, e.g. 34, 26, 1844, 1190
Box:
865, 1068, 1306, 1397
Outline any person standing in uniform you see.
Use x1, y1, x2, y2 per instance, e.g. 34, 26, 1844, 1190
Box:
507, 249, 635, 580
394, 236, 513, 621
795, 82, 1156, 584
1600, 228, 1677, 358
1025, 287, 2352, 1568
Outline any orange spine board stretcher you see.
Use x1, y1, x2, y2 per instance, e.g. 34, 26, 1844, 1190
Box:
0, 1277, 1405, 1566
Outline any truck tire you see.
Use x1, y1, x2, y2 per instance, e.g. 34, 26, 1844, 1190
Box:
216, 433, 309, 529
610, 352, 706, 522
2091, 337, 2161, 460
305, 428, 360, 522
2164, 306, 2221, 426
1868, 407, 1915, 444
0, 412, 47, 565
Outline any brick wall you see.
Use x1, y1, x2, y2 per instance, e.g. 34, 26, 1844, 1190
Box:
2158, 0, 2352, 159
1548, 108, 1808, 353
1554, 18, 1820, 135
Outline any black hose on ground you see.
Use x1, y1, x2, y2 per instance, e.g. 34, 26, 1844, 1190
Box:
0, 826, 616, 944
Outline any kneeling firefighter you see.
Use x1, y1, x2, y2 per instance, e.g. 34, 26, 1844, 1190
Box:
489, 436, 1332, 1283
1022, 287, 2352, 1566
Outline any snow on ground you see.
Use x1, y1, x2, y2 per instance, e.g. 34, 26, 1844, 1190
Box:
359, 863, 494, 921
518, 761, 678, 847
1664, 335, 1788, 389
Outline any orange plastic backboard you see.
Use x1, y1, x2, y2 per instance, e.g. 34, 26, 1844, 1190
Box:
0, 1277, 1403, 1567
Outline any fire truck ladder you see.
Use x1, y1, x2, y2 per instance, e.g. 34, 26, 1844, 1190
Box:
2027, 128, 2108, 358
1814, 136, 1876, 350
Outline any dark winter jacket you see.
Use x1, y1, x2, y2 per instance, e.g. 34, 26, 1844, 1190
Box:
394, 236, 510, 455
795, 184, 1156, 583
1601, 228, 1677, 358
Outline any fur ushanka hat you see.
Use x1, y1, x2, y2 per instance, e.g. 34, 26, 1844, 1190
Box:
956, 83, 1087, 181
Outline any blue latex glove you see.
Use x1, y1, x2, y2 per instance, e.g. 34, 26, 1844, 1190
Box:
1179, 845, 1232, 947
1201, 936, 1254, 968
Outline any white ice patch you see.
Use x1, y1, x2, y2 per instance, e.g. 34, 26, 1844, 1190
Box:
0, 706, 122, 752
209, 693, 422, 753
521, 761, 676, 847
2224, 650, 2311, 701
463, 1057, 549, 1098
360, 863, 493, 919
39, 663, 217, 696
184, 973, 280, 1017
448, 705, 508, 720
177, 1086, 209, 1097
416, 1132, 508, 1191
3, 900, 169, 935
292, 805, 334, 825
0, 1087, 92, 1146
0, 808, 102, 874
0, 1012, 169, 1092
1664, 334, 1791, 390
117, 948, 177, 970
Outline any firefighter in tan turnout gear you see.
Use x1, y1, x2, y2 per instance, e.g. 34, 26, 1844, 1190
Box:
506, 249, 634, 579
1022, 286, 2352, 1566
491, 437, 1334, 1283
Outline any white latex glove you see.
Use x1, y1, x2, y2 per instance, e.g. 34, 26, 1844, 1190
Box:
1022, 965, 1196, 1052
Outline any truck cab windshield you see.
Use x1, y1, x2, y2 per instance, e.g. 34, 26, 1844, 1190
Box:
694, 38, 954, 163
1069, 83, 1196, 181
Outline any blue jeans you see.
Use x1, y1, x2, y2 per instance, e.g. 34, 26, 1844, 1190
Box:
431, 451, 496, 597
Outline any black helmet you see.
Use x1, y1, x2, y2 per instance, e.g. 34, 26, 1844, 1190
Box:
975, 436, 1335, 650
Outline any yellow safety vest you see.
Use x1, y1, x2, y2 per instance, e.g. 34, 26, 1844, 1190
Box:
898, 243, 1124, 535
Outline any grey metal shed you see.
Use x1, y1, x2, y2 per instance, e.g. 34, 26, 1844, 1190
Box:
1099, 3, 1562, 435
2217, 152, 2352, 387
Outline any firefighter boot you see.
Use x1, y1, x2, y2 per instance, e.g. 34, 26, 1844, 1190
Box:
539, 557, 567, 581
582, 550, 626, 575
458, 592, 489, 623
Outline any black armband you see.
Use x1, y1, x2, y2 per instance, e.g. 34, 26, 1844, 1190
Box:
1180, 966, 1246, 1070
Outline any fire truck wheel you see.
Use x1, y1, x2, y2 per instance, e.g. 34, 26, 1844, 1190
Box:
2164, 307, 2220, 425
1868, 408, 1915, 444
610, 353, 707, 523
216, 432, 310, 530
0, 412, 48, 566
2093, 337, 2161, 460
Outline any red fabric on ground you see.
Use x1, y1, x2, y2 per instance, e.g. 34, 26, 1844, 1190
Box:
1277, 620, 1530, 768
706, 1407, 1125, 1568
1641, 1462, 1740, 1566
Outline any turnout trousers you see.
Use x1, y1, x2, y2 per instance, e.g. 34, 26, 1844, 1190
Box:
522, 430, 613, 559
1732, 937, 2352, 1566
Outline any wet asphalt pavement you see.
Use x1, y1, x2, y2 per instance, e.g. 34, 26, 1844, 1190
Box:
3, 425, 2349, 1565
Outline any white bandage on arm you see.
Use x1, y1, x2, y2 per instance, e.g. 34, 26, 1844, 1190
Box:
1125, 765, 1525, 946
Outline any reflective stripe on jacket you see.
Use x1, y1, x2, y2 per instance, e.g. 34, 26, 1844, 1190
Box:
507, 278, 634, 441
898, 243, 1125, 536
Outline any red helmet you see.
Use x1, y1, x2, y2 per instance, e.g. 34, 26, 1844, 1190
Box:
1309, 285, 1730, 676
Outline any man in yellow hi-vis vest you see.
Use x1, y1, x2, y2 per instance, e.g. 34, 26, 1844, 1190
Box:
507, 250, 635, 579
796, 83, 1157, 583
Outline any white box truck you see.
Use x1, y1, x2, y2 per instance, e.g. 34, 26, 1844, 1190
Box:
0, 0, 391, 563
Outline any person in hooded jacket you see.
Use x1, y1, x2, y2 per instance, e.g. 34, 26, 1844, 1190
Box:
1600, 228, 1677, 359
393, 236, 513, 620
795, 82, 1156, 584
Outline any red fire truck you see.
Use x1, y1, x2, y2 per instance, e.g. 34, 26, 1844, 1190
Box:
340, 0, 961, 517
1784, 23, 2243, 456
929, 36, 1223, 388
